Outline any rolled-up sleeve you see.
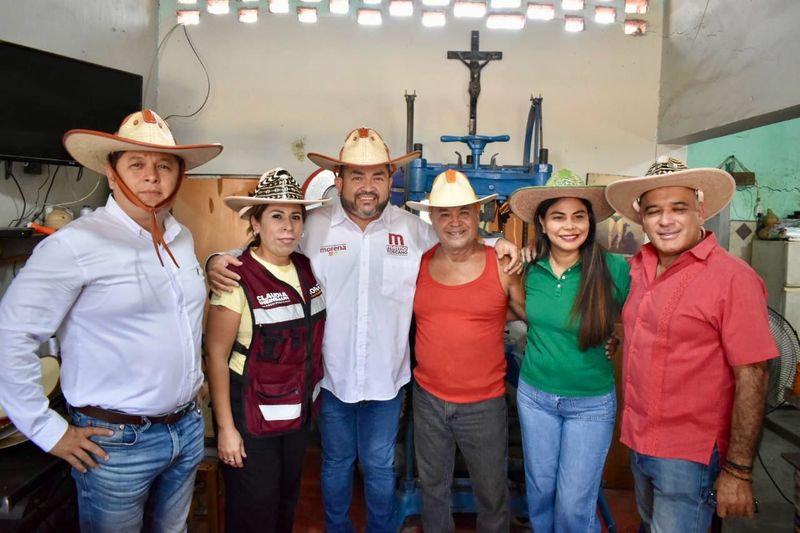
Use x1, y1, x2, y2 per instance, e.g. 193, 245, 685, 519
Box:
0, 236, 84, 451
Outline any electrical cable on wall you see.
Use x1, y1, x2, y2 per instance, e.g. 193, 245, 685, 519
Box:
6, 167, 27, 227
145, 23, 212, 121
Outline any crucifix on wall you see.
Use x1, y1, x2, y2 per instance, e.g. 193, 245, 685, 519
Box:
447, 31, 502, 135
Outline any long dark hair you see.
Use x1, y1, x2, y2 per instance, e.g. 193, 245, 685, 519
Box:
247, 203, 307, 249
531, 197, 618, 351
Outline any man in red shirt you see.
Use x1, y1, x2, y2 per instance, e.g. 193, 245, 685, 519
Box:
605, 157, 778, 532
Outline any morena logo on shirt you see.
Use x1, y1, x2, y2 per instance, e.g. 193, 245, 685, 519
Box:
309, 285, 322, 298
319, 243, 347, 256
257, 292, 290, 307
386, 233, 408, 256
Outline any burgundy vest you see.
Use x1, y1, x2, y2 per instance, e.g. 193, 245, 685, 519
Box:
229, 251, 325, 437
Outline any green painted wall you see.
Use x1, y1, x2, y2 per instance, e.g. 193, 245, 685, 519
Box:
687, 117, 800, 221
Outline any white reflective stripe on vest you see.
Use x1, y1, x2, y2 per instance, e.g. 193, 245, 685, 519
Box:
258, 402, 301, 421
253, 303, 305, 325
312, 381, 321, 401
310, 295, 325, 317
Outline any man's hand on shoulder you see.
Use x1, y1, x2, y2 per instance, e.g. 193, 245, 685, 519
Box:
207, 254, 242, 296
494, 238, 523, 275
50, 425, 114, 473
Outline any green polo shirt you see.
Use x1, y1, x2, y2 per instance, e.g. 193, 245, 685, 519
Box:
520, 251, 630, 397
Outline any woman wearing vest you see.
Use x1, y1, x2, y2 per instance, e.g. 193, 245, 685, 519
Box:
509, 172, 630, 533
205, 168, 328, 533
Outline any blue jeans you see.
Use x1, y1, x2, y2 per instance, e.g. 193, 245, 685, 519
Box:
413, 382, 510, 533
517, 380, 616, 533
69, 405, 205, 533
319, 388, 403, 533
630, 448, 720, 533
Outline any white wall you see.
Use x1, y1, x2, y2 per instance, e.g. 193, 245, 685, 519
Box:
658, 0, 800, 144
157, 1, 665, 181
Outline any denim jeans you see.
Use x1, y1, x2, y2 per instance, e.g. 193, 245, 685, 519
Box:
413, 382, 510, 533
319, 388, 403, 533
517, 380, 616, 533
630, 448, 720, 533
69, 405, 205, 533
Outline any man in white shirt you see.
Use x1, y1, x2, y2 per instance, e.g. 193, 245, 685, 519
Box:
208, 127, 518, 532
0, 110, 222, 532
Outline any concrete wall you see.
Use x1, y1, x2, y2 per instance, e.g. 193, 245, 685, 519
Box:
658, 0, 800, 145
156, 0, 665, 181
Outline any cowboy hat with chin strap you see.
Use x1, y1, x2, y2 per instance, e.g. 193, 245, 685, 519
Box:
62, 110, 223, 267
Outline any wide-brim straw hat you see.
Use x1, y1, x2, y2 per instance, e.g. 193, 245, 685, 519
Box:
406, 169, 497, 211
63, 109, 223, 174
509, 169, 615, 224
307, 127, 420, 171
605, 156, 735, 223
224, 167, 329, 219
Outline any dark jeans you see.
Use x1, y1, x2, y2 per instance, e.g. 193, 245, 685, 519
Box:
221, 426, 310, 533
413, 381, 510, 533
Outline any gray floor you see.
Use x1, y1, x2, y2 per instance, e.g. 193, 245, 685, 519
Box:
723, 407, 798, 532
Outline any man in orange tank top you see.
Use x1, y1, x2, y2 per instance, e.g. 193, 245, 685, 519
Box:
406, 170, 525, 532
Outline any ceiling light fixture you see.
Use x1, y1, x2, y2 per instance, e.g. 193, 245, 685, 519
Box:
389, 0, 414, 16
422, 10, 447, 26
526, 3, 554, 20
238, 8, 258, 22
270, 0, 290, 13
561, 0, 583, 11
624, 18, 647, 35
176, 10, 200, 24
357, 8, 383, 24
206, 0, 230, 15
486, 13, 525, 29
624, 0, 647, 14
490, 0, 522, 8
330, 0, 350, 14
594, 6, 615, 24
297, 6, 318, 22
453, 0, 487, 18
564, 15, 584, 31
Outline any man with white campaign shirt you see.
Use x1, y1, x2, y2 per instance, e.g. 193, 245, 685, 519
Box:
207, 127, 520, 532
0, 109, 222, 532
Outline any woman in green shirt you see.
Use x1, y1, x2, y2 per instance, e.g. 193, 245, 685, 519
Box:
509, 172, 630, 533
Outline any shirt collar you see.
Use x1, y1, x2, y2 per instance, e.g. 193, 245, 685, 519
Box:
105, 195, 181, 243
532, 257, 582, 277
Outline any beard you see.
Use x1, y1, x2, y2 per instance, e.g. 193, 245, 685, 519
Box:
340, 193, 389, 221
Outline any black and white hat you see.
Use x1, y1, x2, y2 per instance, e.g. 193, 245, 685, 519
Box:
224, 168, 328, 219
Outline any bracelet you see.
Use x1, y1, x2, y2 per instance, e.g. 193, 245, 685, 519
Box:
721, 465, 753, 483
724, 459, 753, 473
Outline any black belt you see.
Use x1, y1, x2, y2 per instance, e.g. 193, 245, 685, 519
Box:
74, 402, 196, 425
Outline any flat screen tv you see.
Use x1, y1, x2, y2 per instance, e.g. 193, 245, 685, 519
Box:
0, 40, 143, 166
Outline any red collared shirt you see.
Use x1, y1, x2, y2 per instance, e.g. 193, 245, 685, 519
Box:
620, 233, 777, 464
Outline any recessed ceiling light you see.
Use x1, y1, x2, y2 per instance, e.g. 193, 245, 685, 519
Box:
176, 10, 200, 24
389, 0, 414, 16
527, 3, 554, 20
453, 0, 487, 18
357, 8, 383, 24
594, 6, 615, 24
207, 0, 230, 15
297, 6, 318, 22
564, 15, 584, 31
486, 13, 525, 29
422, 10, 447, 26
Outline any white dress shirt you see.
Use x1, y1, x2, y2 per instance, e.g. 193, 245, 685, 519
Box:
302, 201, 437, 403
0, 196, 206, 452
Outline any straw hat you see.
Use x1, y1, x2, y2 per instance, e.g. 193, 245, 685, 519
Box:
307, 127, 420, 171
405, 169, 497, 211
224, 168, 329, 219
63, 109, 223, 174
605, 156, 735, 223
509, 169, 614, 224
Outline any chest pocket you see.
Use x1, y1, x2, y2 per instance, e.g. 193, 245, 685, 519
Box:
381, 256, 418, 301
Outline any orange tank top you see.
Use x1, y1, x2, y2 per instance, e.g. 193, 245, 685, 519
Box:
413, 245, 508, 403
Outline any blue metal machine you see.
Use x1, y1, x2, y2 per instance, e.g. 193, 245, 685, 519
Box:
391, 31, 617, 532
